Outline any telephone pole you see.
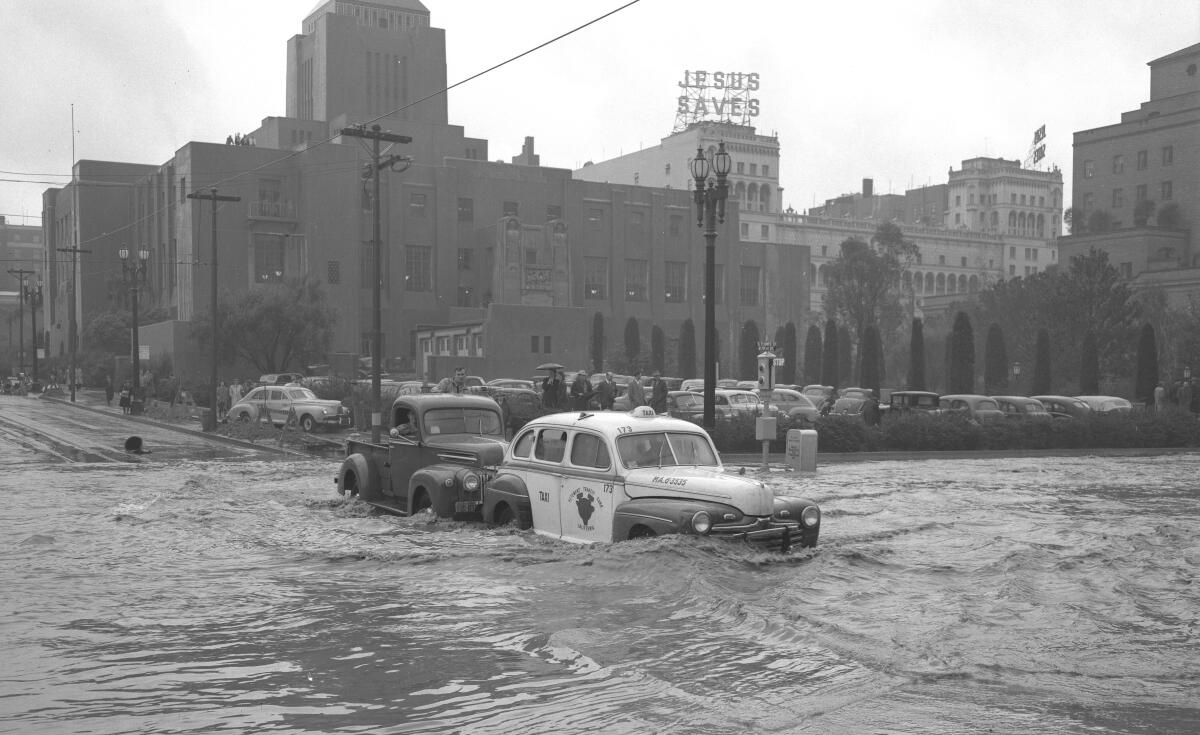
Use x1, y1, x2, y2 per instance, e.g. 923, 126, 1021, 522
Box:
187, 188, 241, 432
57, 246, 90, 402
339, 124, 411, 444
7, 268, 32, 374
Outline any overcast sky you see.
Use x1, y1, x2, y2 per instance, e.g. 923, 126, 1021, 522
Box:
2, 0, 1198, 227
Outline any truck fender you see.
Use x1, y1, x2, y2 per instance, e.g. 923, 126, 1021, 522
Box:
338, 453, 379, 500
485, 473, 533, 529
409, 465, 459, 517
612, 497, 731, 541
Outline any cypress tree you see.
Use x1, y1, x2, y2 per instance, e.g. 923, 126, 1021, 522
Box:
949, 311, 976, 393
1032, 329, 1051, 395
623, 317, 641, 372
589, 312, 605, 373
804, 324, 823, 385
861, 324, 882, 394
1080, 329, 1100, 394
782, 322, 797, 385
983, 323, 1008, 394
821, 319, 839, 388
650, 325, 666, 374
739, 320, 760, 380
1134, 323, 1159, 405
838, 325, 853, 387
677, 319, 697, 379
908, 318, 926, 390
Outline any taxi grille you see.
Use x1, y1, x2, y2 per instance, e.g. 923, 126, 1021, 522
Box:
711, 517, 801, 553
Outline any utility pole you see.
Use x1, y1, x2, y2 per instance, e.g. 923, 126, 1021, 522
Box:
27, 278, 42, 386
57, 246, 90, 402
7, 268, 32, 375
187, 188, 241, 432
339, 124, 412, 444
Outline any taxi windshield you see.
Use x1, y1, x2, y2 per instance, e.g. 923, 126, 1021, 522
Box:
423, 407, 504, 436
616, 431, 719, 469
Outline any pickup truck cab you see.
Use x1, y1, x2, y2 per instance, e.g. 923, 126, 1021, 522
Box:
487, 407, 820, 551
336, 394, 510, 519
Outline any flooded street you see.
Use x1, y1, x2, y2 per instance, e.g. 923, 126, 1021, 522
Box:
2, 448, 1198, 734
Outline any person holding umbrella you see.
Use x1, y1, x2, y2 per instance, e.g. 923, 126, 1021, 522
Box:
538, 363, 567, 410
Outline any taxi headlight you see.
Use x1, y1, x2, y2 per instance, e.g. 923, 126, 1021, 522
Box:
463, 473, 481, 491
691, 511, 712, 535
801, 506, 821, 528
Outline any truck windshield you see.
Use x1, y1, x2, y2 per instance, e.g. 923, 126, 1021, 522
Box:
423, 408, 503, 436
617, 431, 719, 469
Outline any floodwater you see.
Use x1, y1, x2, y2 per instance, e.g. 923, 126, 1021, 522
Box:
2, 450, 1197, 734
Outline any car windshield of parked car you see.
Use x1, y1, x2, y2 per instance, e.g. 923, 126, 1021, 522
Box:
616, 431, 718, 468
729, 393, 760, 407
422, 407, 503, 436
285, 388, 318, 401
976, 399, 1000, 411
673, 393, 702, 410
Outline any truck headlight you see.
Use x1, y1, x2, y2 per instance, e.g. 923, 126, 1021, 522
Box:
801, 506, 821, 528
691, 511, 712, 535
463, 473, 481, 491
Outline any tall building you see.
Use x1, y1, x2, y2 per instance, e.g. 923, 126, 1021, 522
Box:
1063, 41, 1200, 305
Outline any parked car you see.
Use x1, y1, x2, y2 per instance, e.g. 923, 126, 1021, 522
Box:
991, 396, 1052, 421
838, 386, 873, 399
1075, 395, 1133, 415
885, 390, 941, 416
802, 384, 835, 403
938, 394, 1005, 423
830, 396, 867, 421
1031, 395, 1094, 421
258, 372, 304, 386
487, 407, 820, 549
230, 385, 353, 431
664, 390, 707, 424
679, 378, 705, 393
715, 389, 763, 417
735, 380, 759, 391
487, 378, 536, 391
763, 388, 819, 426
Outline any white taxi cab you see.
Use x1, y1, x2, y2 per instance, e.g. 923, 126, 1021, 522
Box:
485, 407, 821, 551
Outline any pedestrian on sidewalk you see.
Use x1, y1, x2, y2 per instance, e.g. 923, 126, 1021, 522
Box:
217, 380, 230, 421
104, 376, 115, 407
118, 382, 132, 414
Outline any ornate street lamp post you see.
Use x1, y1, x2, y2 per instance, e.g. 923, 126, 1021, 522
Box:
691, 141, 732, 431
119, 247, 150, 415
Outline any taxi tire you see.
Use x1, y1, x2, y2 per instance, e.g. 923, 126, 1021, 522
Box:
493, 503, 514, 526
628, 525, 657, 540
237, 411, 252, 423
411, 489, 432, 517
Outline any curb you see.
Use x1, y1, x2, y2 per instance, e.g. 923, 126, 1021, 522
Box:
39, 394, 307, 457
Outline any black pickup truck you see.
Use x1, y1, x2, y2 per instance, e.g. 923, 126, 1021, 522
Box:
335, 394, 525, 523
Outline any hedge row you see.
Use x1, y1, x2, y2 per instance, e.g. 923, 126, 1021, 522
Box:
708, 410, 1200, 454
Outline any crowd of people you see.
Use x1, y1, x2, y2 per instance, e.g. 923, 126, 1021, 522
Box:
429, 365, 671, 414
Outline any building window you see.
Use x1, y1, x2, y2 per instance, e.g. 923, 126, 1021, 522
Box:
669, 214, 683, 236
1162, 146, 1173, 166
961, 256, 967, 267
1136, 183, 1147, 203
1083, 160, 1095, 178
750, 163, 758, 176
1136, 150, 1148, 170
1011, 193, 1017, 204
760, 224, 769, 240
763, 165, 770, 177
503, 201, 519, 217
665, 261, 686, 302
1112, 155, 1124, 174
327, 260, 341, 284
1161, 181, 1173, 201
630, 210, 644, 226
1112, 188, 1124, 208
409, 192, 426, 215
738, 266, 760, 306
938, 255, 946, 265
253, 233, 286, 283
955, 195, 961, 206
1020, 194, 1026, 205
1032, 248, 1039, 262
405, 245, 432, 291
625, 259, 648, 301
546, 204, 562, 221
740, 222, 749, 238
457, 248, 471, 270
584, 256, 608, 299
1009, 264, 1015, 275
457, 197, 473, 221
736, 162, 744, 174
587, 208, 604, 230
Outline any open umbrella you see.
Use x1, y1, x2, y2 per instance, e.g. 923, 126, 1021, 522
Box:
536, 362, 565, 371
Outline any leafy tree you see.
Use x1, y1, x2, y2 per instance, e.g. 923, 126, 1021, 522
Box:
948, 311, 976, 393
804, 324, 822, 384
821, 319, 839, 388
1032, 329, 1052, 395
1080, 330, 1100, 394
650, 325, 666, 374
983, 323, 1008, 394
1157, 202, 1183, 228
82, 310, 130, 355
191, 275, 336, 374
908, 318, 926, 390
781, 322, 797, 385
822, 223, 919, 352
677, 319, 697, 379
1064, 207, 1087, 235
739, 320, 760, 379
590, 312, 605, 373
1086, 209, 1114, 234
1134, 323, 1159, 405
623, 317, 641, 370
860, 324, 882, 394
1133, 199, 1156, 227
